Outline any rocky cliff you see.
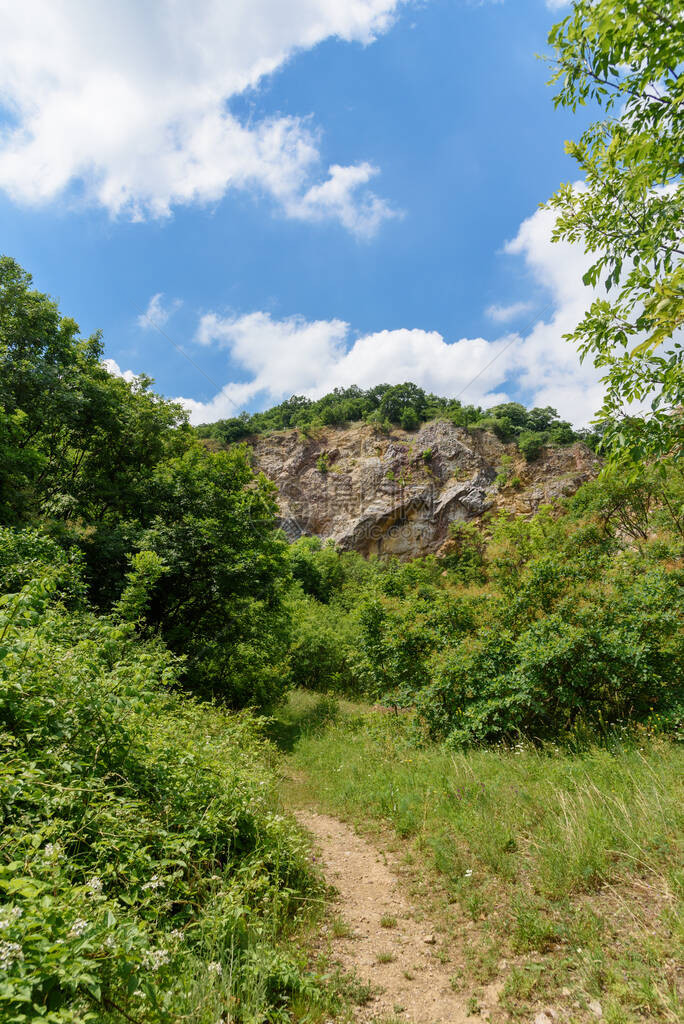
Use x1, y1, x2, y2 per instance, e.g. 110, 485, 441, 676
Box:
239, 420, 601, 558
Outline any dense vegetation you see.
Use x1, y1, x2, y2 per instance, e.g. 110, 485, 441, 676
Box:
0, 260, 331, 1023
1, 249, 682, 1022
0, 531, 328, 1024
195, 382, 603, 460
284, 467, 684, 744
0, 256, 291, 708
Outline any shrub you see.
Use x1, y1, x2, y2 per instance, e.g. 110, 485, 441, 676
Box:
400, 407, 420, 431
517, 431, 547, 462
0, 533, 323, 1024
443, 522, 487, 583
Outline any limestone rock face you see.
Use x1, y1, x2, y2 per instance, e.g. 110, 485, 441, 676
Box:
244, 421, 600, 558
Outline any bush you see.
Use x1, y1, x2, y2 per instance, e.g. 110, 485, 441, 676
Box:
442, 521, 487, 583
417, 561, 684, 745
400, 407, 420, 431
517, 431, 547, 462
0, 532, 323, 1024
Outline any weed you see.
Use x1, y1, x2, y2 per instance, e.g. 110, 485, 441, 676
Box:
331, 915, 353, 938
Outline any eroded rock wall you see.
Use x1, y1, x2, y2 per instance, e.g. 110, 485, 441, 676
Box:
245, 420, 600, 557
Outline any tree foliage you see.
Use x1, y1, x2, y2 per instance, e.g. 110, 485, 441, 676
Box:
196, 386, 595, 455
0, 256, 291, 709
546, 0, 684, 464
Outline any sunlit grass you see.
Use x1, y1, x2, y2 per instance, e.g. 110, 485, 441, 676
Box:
278, 690, 684, 1021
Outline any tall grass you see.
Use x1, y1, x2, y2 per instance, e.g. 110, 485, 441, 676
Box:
281, 691, 684, 1021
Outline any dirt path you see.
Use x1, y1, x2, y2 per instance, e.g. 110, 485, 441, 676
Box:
296, 810, 499, 1024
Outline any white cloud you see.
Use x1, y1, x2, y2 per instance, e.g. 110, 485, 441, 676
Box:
178, 194, 610, 427
102, 358, 138, 384
137, 293, 182, 330
0, 1, 405, 234
485, 300, 534, 323
286, 162, 400, 238
501, 200, 608, 423
180, 311, 513, 424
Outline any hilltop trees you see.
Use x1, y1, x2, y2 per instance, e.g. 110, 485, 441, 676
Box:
197, 385, 594, 454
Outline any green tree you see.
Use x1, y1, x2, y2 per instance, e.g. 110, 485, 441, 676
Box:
138, 445, 292, 707
0, 256, 190, 533
546, 0, 684, 465
378, 382, 427, 424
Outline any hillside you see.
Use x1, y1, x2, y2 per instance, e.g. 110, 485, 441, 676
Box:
2, 256, 682, 1024
213, 421, 601, 557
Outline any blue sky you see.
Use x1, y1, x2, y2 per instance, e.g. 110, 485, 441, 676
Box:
0, 0, 606, 424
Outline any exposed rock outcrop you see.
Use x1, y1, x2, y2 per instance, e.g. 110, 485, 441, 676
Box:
243, 420, 600, 558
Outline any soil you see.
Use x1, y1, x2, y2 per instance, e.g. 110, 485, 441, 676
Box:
296, 809, 502, 1024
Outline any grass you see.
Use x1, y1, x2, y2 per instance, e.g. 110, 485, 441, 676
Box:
277, 690, 684, 1022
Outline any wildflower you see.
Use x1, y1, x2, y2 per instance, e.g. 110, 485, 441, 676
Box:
142, 948, 170, 971
44, 843, 61, 860
69, 919, 88, 937
208, 961, 223, 976
0, 906, 23, 929
86, 877, 103, 896
169, 929, 184, 942
464, 869, 473, 878
0, 941, 24, 970
141, 874, 164, 891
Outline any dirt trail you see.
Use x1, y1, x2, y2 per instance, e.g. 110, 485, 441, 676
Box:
296, 810, 498, 1024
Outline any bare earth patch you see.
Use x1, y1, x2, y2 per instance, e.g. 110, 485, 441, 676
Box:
296, 809, 502, 1024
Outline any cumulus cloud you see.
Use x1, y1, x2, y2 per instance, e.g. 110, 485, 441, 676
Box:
177, 196, 609, 427
0, 1, 404, 233
180, 311, 513, 424
102, 358, 138, 384
485, 300, 535, 323
137, 293, 182, 330
502, 202, 605, 422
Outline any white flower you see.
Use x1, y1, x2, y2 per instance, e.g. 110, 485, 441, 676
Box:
104, 934, 116, 949
169, 929, 184, 942
69, 919, 88, 937
44, 843, 61, 859
86, 877, 103, 896
141, 874, 164, 891
0, 941, 24, 970
207, 961, 223, 976
464, 869, 473, 877
143, 948, 170, 971
0, 906, 23, 929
